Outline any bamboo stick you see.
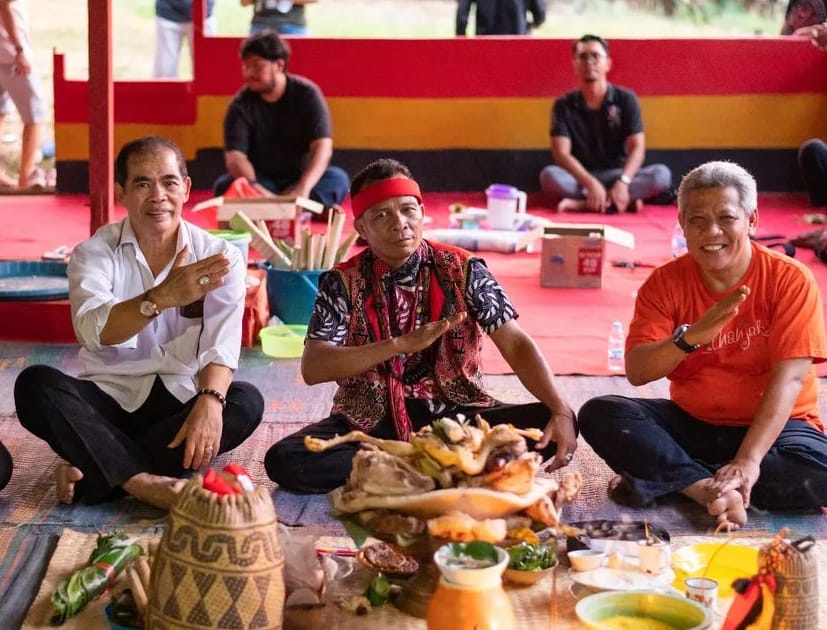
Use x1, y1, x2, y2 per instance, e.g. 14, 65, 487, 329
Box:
334, 231, 359, 265
322, 208, 346, 269
315, 234, 327, 270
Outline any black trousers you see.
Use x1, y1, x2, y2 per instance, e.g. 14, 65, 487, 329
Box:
265, 399, 565, 493
799, 138, 827, 207
0, 440, 11, 491
579, 395, 827, 511
14, 365, 264, 504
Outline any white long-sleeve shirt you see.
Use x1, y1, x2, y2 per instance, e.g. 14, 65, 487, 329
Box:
68, 218, 245, 411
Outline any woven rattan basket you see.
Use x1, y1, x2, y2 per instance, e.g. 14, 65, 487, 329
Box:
146, 477, 285, 629
759, 536, 819, 630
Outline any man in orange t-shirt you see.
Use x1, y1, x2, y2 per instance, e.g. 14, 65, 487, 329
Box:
579, 161, 827, 529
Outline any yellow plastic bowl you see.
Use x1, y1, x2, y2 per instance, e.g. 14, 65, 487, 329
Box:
259, 324, 307, 358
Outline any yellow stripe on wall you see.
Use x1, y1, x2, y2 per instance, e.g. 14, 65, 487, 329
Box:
328, 95, 827, 150
56, 94, 827, 160
642, 95, 827, 149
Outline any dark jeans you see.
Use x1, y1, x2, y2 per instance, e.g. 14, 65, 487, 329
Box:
14, 365, 264, 504
266, 399, 569, 493
578, 395, 827, 511
799, 138, 827, 207
212, 166, 350, 209
0, 440, 11, 491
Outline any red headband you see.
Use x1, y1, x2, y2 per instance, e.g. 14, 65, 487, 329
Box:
350, 177, 422, 220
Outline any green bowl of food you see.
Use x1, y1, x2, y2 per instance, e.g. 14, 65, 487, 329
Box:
503, 541, 558, 586
575, 591, 711, 630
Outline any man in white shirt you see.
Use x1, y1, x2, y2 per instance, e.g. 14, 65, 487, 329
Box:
14, 136, 263, 509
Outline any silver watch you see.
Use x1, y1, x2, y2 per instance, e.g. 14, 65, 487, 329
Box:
619, 174, 632, 185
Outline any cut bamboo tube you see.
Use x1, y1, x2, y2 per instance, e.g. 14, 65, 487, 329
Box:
334, 231, 359, 265
322, 208, 346, 269
229, 211, 291, 269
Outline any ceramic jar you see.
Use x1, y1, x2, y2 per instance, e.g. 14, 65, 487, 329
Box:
427, 544, 514, 630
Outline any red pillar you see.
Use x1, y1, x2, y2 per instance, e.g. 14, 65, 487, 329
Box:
88, 0, 114, 234
193, 0, 205, 79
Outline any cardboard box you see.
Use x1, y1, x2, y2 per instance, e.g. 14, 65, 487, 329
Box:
192, 195, 324, 222
540, 222, 635, 288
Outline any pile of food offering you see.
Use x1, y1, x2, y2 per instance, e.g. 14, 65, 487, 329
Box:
305, 415, 582, 545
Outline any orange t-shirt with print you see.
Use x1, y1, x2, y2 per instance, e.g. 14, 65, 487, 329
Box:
627, 242, 827, 431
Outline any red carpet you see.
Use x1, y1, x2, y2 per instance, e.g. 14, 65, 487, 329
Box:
1, 191, 825, 376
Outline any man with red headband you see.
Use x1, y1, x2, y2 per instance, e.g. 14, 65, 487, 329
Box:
265, 158, 577, 493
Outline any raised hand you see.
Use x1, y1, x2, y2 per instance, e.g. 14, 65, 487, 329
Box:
151, 244, 231, 309
394, 312, 467, 356
687, 285, 750, 346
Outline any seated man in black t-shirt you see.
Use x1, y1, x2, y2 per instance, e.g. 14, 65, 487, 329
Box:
212, 31, 349, 209
539, 34, 672, 214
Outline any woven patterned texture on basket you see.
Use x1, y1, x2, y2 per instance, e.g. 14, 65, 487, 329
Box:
147, 477, 285, 630
759, 537, 820, 630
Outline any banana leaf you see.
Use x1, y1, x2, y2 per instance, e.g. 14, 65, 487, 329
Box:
50, 532, 144, 626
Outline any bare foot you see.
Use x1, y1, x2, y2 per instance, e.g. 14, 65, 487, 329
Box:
55, 464, 84, 504
122, 473, 187, 510
707, 489, 748, 530
557, 198, 589, 213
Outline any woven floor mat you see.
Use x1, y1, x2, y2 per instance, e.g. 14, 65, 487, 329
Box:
24, 530, 827, 630
23, 527, 162, 630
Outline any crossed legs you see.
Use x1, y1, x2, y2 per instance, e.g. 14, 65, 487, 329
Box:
578, 395, 827, 529
14, 365, 263, 508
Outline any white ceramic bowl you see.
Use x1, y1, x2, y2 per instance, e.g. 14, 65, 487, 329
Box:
433, 543, 509, 587
568, 549, 605, 572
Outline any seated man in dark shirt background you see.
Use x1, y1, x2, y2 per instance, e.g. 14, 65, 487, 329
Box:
212, 30, 349, 210
539, 34, 672, 214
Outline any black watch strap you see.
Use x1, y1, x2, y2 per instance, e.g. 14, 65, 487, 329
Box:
672, 324, 700, 353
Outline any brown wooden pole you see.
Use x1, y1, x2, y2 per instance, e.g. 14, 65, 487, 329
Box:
88, 0, 114, 234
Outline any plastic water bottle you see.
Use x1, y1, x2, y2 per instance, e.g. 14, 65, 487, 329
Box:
608, 321, 625, 372
671, 221, 688, 258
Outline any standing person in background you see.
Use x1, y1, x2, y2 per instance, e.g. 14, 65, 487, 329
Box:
539, 34, 672, 213
456, 0, 546, 36
241, 0, 318, 36
0, 0, 47, 190
153, 0, 217, 79
781, 0, 826, 35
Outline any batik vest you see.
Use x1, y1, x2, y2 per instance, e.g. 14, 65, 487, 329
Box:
330, 241, 493, 435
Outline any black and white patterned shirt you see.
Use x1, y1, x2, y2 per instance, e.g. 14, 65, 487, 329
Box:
307, 253, 517, 346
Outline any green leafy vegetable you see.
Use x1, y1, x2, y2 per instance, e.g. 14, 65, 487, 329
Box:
448, 540, 499, 564
365, 574, 391, 607
506, 542, 557, 572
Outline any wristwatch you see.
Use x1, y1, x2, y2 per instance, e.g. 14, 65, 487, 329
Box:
139, 291, 160, 318
619, 174, 633, 185
672, 324, 700, 353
